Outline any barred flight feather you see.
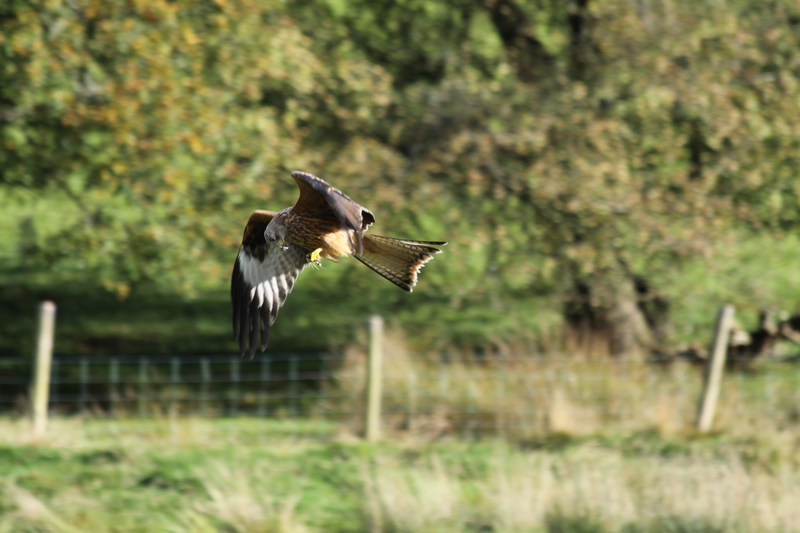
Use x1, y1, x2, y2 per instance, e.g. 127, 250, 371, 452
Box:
231, 241, 308, 358
355, 234, 445, 292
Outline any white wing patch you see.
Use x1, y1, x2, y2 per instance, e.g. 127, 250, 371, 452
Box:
232, 241, 309, 357
239, 243, 306, 322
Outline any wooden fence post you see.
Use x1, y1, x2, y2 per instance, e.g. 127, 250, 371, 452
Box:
31, 301, 56, 436
365, 315, 383, 442
696, 304, 735, 432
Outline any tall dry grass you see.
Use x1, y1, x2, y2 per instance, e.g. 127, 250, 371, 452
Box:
167, 464, 310, 533
1, 417, 799, 533
0, 484, 86, 533
331, 331, 800, 440
3, 331, 800, 532
366, 445, 800, 533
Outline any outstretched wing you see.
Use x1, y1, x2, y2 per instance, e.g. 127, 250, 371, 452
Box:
231, 211, 309, 358
290, 170, 375, 254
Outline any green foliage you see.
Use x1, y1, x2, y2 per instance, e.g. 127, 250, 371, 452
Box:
657, 233, 800, 343
1, 0, 397, 297
2, 0, 800, 351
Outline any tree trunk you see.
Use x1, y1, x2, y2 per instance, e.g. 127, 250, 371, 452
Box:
563, 269, 666, 359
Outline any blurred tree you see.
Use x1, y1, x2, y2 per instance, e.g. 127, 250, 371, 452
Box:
2, 0, 800, 355
0, 0, 396, 297
311, 0, 800, 355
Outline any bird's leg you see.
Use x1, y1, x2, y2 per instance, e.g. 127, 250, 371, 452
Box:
279, 237, 288, 251
307, 248, 323, 264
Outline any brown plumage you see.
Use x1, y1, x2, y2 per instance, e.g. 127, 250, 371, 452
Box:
231, 171, 446, 357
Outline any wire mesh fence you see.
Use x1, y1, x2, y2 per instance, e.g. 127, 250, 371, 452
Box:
1, 353, 354, 419
4, 351, 800, 439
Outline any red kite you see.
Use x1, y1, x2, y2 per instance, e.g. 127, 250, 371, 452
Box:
232, 171, 446, 357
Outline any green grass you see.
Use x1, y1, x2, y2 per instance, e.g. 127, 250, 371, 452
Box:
1, 418, 799, 533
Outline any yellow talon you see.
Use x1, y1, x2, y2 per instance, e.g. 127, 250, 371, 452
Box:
307, 248, 323, 263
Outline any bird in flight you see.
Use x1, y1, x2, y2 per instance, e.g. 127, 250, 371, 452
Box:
231, 171, 446, 357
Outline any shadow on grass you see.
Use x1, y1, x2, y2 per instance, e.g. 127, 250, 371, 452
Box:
0, 273, 230, 356
621, 516, 726, 533
0, 271, 339, 356
546, 513, 726, 533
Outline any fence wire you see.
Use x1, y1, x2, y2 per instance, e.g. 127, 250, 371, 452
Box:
3, 353, 800, 438
1, 353, 353, 418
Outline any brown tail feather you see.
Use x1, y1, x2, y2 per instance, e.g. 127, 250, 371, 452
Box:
355, 234, 446, 292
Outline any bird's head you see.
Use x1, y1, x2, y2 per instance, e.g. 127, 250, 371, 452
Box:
264, 210, 290, 244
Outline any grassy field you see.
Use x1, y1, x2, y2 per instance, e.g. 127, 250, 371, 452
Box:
1, 417, 800, 533
3, 192, 800, 532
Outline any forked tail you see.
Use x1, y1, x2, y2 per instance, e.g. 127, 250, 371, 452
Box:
355, 234, 446, 292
